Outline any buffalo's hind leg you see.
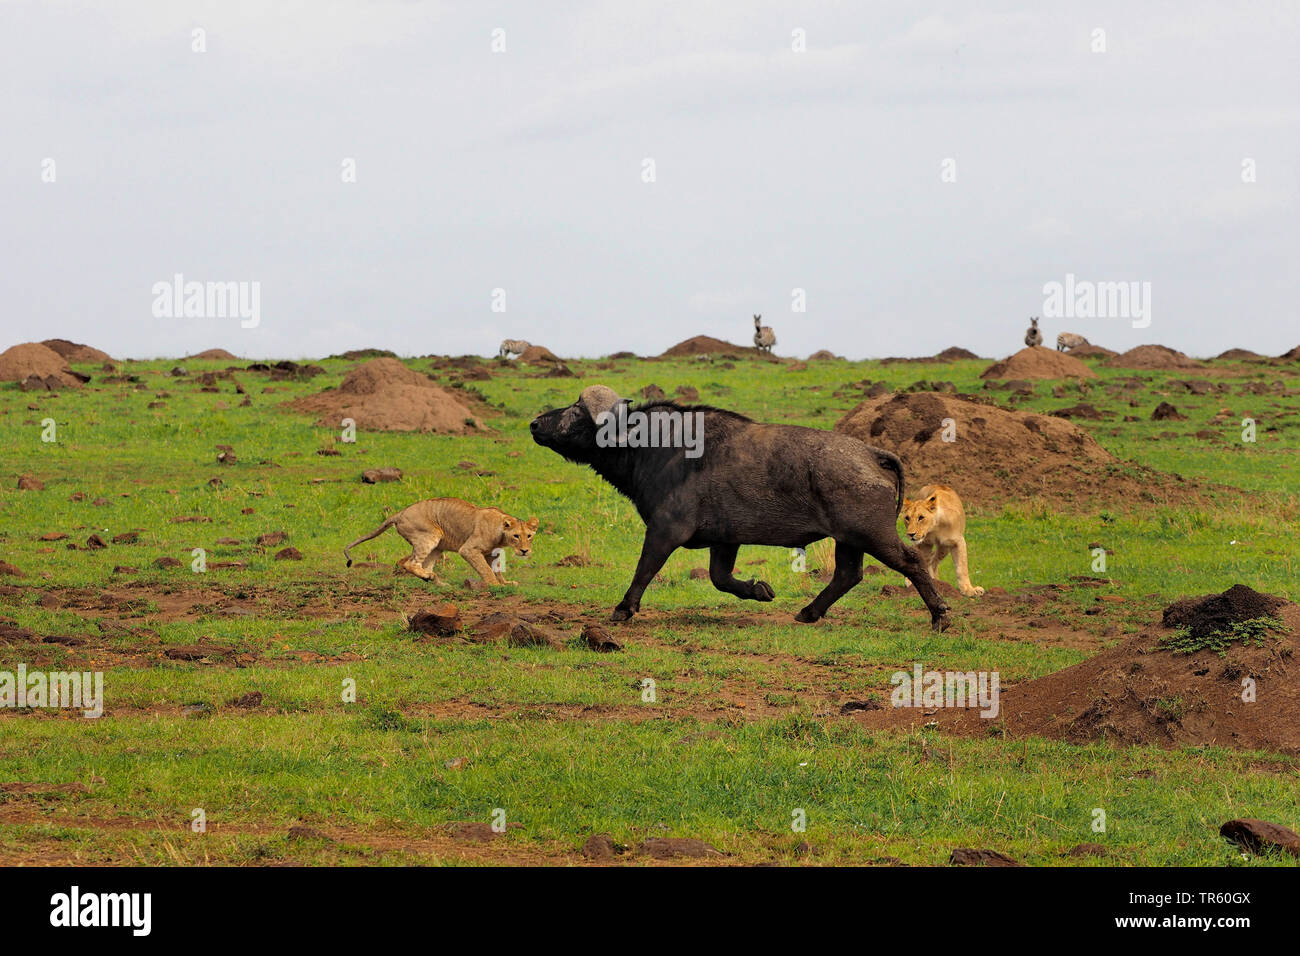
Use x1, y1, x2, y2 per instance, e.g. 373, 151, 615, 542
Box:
708, 544, 775, 602
868, 535, 951, 631
611, 529, 681, 622
795, 541, 863, 623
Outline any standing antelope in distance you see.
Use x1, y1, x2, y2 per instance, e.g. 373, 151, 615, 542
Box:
1056, 332, 1089, 352
498, 339, 530, 359
1024, 317, 1043, 348
753, 314, 776, 353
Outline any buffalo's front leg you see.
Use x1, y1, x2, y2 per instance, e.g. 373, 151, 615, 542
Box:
707, 544, 775, 602
795, 542, 863, 622
611, 531, 679, 621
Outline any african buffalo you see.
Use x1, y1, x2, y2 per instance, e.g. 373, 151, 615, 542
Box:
529, 385, 950, 629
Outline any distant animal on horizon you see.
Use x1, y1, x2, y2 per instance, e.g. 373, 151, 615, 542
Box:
498, 339, 530, 359
530, 385, 952, 630
900, 484, 984, 598
1024, 317, 1042, 348
343, 497, 538, 585
1056, 332, 1089, 352
752, 315, 776, 353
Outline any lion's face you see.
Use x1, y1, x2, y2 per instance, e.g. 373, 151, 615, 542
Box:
900, 496, 938, 543
501, 515, 540, 557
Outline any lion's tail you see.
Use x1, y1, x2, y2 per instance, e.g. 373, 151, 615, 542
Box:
343, 517, 395, 567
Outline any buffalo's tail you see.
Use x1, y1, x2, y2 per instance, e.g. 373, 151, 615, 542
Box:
343, 517, 395, 567
874, 450, 905, 515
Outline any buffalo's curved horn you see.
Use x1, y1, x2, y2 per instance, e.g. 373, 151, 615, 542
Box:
579, 385, 621, 421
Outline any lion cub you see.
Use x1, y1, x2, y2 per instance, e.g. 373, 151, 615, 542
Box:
900, 484, 984, 597
343, 497, 539, 585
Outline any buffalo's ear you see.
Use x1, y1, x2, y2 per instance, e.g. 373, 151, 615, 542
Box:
524, 517, 539, 531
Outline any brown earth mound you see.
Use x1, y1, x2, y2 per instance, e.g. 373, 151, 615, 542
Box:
808, 350, 843, 361
1162, 584, 1286, 639
41, 339, 112, 364
0, 343, 86, 387
980, 347, 1097, 380
1066, 344, 1118, 359
934, 346, 979, 361
287, 358, 486, 433
854, 586, 1300, 754
516, 345, 562, 364
1277, 345, 1300, 361
661, 335, 749, 357
188, 348, 239, 360
1105, 344, 1203, 370
1216, 348, 1263, 361
835, 391, 1191, 507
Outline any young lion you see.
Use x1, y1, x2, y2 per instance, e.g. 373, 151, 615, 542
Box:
900, 484, 984, 597
343, 497, 539, 585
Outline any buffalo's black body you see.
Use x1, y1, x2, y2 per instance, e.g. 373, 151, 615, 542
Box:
530, 388, 950, 629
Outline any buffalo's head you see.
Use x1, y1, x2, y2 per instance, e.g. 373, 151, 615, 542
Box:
530, 385, 625, 462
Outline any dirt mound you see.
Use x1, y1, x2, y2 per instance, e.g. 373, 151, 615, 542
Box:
1162, 584, 1287, 639
287, 358, 486, 433
1277, 345, 1300, 361
934, 346, 980, 361
1216, 348, 1263, 360
330, 348, 396, 360
0, 343, 86, 387
835, 391, 1190, 507
1065, 344, 1118, 359
187, 348, 239, 360
516, 345, 562, 364
41, 339, 112, 364
856, 587, 1300, 754
807, 350, 844, 361
1105, 344, 1203, 370
661, 335, 749, 357
980, 347, 1097, 381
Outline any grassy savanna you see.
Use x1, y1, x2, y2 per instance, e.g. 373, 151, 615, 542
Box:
1, 348, 1298, 866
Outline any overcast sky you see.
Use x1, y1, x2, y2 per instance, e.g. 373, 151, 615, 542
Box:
2, 1, 1297, 360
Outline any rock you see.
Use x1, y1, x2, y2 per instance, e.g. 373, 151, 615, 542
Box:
17, 475, 44, 491
949, 848, 1022, 867
361, 467, 403, 484
640, 837, 723, 859
581, 623, 623, 652
1065, 843, 1107, 857
1219, 819, 1300, 856
840, 699, 882, 715
408, 604, 461, 637
508, 621, 564, 649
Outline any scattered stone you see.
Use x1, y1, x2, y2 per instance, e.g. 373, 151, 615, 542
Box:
361, 467, 403, 484
581, 623, 623, 652
949, 848, 1023, 867
1219, 819, 1300, 856
407, 604, 461, 637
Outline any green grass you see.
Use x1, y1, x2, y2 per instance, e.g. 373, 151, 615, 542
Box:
1, 350, 1297, 865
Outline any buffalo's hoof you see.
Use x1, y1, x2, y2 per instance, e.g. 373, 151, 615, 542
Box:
610, 606, 633, 622
794, 607, 822, 624
750, 579, 775, 601
930, 613, 953, 633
